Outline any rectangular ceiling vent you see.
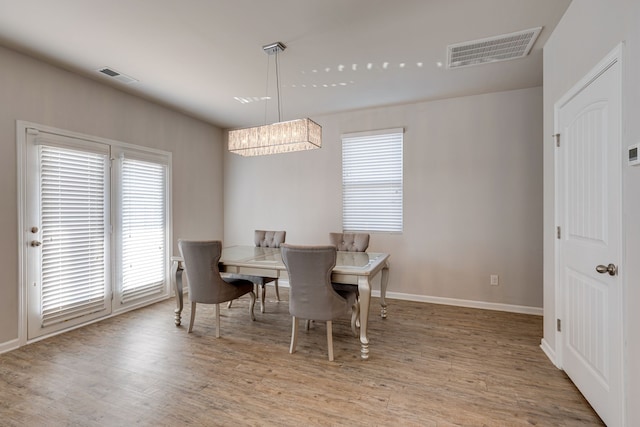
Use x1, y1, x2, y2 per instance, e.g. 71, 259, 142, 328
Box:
96, 67, 138, 84
447, 27, 542, 69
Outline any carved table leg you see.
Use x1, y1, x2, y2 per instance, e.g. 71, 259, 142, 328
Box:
380, 262, 390, 319
171, 259, 183, 326
358, 276, 371, 360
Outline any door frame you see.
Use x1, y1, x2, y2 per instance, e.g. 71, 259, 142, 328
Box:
553, 43, 625, 417
16, 120, 173, 346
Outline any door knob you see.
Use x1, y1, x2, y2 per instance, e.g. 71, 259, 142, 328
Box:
596, 263, 617, 276
30, 240, 42, 247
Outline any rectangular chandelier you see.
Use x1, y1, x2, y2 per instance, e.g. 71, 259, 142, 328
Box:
228, 118, 322, 156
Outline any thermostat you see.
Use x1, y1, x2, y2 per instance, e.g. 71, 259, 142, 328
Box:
629, 144, 640, 166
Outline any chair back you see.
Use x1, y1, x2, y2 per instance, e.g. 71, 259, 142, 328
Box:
178, 240, 247, 304
254, 230, 286, 248
281, 244, 350, 321
329, 232, 370, 252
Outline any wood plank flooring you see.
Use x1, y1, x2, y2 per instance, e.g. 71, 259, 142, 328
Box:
0, 291, 604, 426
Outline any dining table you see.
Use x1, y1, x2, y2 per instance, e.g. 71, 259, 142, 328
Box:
170, 245, 390, 360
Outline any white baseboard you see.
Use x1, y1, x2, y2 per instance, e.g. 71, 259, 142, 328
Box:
540, 338, 561, 368
0, 338, 20, 355
380, 291, 543, 315
278, 281, 542, 316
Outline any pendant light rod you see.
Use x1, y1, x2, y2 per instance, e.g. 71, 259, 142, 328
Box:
263, 42, 286, 122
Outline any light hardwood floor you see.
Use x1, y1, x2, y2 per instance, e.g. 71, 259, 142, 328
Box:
0, 291, 603, 426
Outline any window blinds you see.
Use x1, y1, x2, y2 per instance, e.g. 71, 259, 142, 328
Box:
120, 156, 167, 303
341, 129, 403, 232
39, 144, 108, 327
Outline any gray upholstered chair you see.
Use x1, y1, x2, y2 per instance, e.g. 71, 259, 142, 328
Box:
226, 230, 286, 313
254, 229, 286, 304
281, 244, 359, 361
178, 240, 256, 337
329, 232, 370, 295
255, 230, 286, 249
329, 232, 370, 252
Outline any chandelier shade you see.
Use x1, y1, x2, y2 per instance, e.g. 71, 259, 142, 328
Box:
228, 118, 321, 156
228, 41, 322, 156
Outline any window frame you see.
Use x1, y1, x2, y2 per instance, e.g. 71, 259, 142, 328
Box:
341, 128, 404, 233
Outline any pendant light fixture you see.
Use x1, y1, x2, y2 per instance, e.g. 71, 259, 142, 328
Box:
228, 42, 322, 156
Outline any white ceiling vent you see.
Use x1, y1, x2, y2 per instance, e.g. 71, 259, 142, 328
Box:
447, 27, 542, 69
96, 67, 138, 84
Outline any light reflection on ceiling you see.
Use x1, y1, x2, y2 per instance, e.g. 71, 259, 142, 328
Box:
234, 60, 429, 103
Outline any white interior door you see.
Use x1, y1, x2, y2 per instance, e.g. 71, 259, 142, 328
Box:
556, 48, 624, 426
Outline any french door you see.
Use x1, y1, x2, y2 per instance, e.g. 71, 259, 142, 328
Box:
21, 123, 171, 341
25, 129, 111, 338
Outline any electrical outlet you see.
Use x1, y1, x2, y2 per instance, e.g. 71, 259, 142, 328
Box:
490, 275, 499, 286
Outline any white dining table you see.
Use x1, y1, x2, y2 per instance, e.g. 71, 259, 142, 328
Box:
171, 245, 390, 360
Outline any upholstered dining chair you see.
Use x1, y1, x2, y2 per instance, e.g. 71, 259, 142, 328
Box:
281, 244, 359, 361
254, 229, 286, 303
228, 230, 286, 313
329, 232, 370, 252
178, 240, 256, 337
329, 232, 370, 296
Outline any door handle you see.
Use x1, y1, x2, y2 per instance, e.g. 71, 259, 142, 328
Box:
596, 263, 617, 276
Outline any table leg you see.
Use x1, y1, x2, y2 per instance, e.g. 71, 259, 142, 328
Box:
358, 276, 371, 360
171, 259, 183, 326
380, 262, 389, 319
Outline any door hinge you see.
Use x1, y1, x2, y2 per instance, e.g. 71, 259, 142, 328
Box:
557, 318, 561, 332
553, 133, 560, 147
556, 226, 561, 239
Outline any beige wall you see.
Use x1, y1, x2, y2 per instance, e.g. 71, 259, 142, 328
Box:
543, 0, 640, 424
0, 45, 225, 346
224, 87, 543, 311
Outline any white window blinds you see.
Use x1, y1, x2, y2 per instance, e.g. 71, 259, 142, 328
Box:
342, 128, 403, 232
120, 156, 167, 303
39, 144, 108, 327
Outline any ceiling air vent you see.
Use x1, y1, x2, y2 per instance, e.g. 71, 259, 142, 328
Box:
96, 67, 138, 84
447, 27, 542, 69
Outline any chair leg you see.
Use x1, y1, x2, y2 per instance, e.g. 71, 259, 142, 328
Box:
227, 300, 233, 309
260, 283, 266, 313
188, 302, 197, 333
326, 321, 334, 361
351, 301, 360, 337
214, 303, 221, 338
274, 278, 280, 301
305, 319, 310, 331
290, 316, 299, 354
249, 291, 256, 321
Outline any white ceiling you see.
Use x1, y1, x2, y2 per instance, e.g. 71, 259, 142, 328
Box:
0, 0, 571, 129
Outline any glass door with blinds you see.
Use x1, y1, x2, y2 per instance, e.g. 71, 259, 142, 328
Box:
22, 124, 171, 340
25, 130, 112, 339
112, 147, 170, 311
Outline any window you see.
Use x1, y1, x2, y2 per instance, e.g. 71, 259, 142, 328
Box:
341, 128, 403, 232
